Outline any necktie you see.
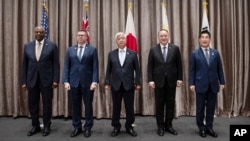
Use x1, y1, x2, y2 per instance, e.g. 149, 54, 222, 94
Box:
205, 49, 210, 65
36, 42, 42, 61
78, 46, 83, 61
163, 47, 167, 62
119, 49, 125, 66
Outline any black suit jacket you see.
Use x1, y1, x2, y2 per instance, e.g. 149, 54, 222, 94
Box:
105, 48, 141, 91
21, 39, 60, 87
147, 43, 182, 88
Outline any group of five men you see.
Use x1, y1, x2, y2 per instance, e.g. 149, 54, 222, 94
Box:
21, 26, 225, 138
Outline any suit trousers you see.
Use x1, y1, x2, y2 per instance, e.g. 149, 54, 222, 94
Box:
111, 83, 135, 130
28, 76, 53, 128
70, 84, 94, 130
155, 76, 176, 129
196, 84, 217, 131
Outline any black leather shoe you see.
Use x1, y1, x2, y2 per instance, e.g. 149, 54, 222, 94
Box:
206, 129, 218, 137
84, 129, 91, 137
165, 127, 178, 135
126, 128, 137, 137
157, 128, 164, 136
199, 130, 206, 138
42, 126, 50, 136
70, 128, 82, 137
111, 128, 120, 137
27, 126, 41, 136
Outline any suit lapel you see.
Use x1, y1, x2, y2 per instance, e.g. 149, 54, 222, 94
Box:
198, 47, 209, 67
123, 49, 131, 67
39, 40, 48, 60
166, 44, 174, 63
114, 49, 122, 67
31, 41, 36, 60
156, 45, 165, 62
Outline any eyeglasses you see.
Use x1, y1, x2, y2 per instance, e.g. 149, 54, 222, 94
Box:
77, 34, 86, 37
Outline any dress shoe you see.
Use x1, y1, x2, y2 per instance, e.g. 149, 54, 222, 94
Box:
84, 129, 91, 137
206, 129, 218, 137
165, 127, 178, 135
27, 126, 41, 136
42, 126, 50, 136
111, 128, 120, 137
199, 130, 206, 138
126, 128, 137, 137
70, 128, 82, 137
157, 128, 165, 136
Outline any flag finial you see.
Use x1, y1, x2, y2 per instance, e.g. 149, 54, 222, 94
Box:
202, 0, 208, 15
128, 2, 133, 12
83, 2, 89, 12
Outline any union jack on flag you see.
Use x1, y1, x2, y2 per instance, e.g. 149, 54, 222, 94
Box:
82, 2, 89, 43
41, 2, 49, 39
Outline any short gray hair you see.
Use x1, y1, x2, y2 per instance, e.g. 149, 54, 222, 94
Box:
115, 32, 125, 40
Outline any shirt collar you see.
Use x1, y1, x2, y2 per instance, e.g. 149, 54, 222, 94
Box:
201, 47, 210, 52
36, 39, 44, 45
78, 43, 86, 48
119, 47, 127, 52
160, 43, 168, 49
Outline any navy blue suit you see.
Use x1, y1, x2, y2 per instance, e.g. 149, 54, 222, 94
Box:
189, 47, 225, 131
105, 48, 141, 130
62, 44, 99, 130
21, 39, 59, 127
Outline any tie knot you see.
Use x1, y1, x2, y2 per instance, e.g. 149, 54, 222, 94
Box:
120, 49, 125, 52
205, 48, 208, 51
79, 46, 83, 48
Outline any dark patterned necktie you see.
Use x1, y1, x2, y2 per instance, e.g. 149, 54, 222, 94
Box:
205, 49, 210, 65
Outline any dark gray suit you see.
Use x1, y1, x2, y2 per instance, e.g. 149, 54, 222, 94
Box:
147, 43, 182, 129
105, 48, 141, 130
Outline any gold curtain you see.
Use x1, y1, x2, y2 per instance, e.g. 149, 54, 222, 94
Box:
0, 0, 249, 118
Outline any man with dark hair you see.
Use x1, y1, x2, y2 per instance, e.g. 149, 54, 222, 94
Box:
21, 26, 60, 137
189, 30, 225, 138
62, 30, 99, 137
147, 29, 183, 136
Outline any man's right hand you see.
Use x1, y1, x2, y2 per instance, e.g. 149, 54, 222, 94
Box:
64, 83, 71, 90
149, 82, 155, 89
22, 84, 27, 91
105, 85, 110, 89
189, 85, 195, 93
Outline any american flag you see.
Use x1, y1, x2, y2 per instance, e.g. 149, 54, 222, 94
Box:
82, 2, 89, 43
41, 2, 49, 39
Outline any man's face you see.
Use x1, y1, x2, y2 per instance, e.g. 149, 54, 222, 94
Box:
199, 33, 210, 48
77, 31, 87, 44
158, 30, 169, 45
116, 34, 126, 49
34, 27, 45, 41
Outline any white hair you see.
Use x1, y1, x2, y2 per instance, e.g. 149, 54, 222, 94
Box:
115, 32, 125, 40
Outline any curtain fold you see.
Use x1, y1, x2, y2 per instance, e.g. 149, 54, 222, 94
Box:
0, 0, 249, 118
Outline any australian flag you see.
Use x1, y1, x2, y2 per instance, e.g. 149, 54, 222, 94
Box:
41, 2, 49, 39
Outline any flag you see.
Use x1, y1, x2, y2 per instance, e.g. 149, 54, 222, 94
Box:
161, 1, 170, 43
125, 2, 138, 53
82, 1, 90, 43
201, 0, 210, 31
41, 2, 49, 39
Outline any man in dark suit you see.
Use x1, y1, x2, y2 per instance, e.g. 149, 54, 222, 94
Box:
189, 30, 225, 138
62, 30, 99, 138
105, 32, 141, 137
21, 26, 60, 136
147, 29, 183, 136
